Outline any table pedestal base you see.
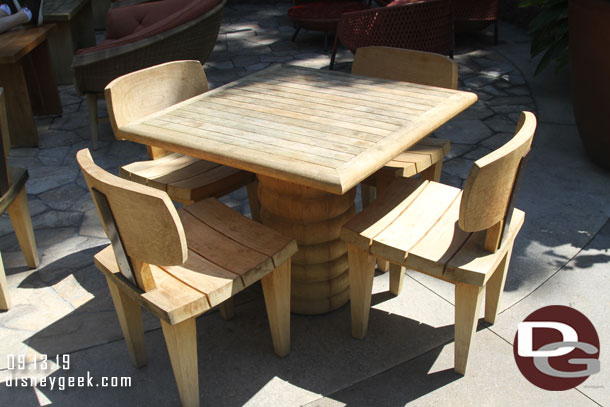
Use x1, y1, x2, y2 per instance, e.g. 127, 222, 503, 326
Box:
258, 175, 356, 315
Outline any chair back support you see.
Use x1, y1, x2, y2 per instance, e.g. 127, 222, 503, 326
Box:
352, 47, 458, 89
105, 60, 208, 136
459, 111, 536, 234
77, 148, 187, 276
336, 0, 454, 56
0, 89, 10, 195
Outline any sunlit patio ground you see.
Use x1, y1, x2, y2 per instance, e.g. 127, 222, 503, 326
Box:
0, 1, 608, 406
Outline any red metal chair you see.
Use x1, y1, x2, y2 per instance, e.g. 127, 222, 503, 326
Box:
330, 0, 454, 69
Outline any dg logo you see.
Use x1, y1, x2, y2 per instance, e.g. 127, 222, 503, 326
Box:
514, 305, 600, 391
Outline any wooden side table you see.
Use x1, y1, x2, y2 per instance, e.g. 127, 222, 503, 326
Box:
44, 0, 96, 84
0, 25, 62, 147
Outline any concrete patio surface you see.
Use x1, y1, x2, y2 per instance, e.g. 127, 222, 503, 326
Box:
0, 1, 608, 405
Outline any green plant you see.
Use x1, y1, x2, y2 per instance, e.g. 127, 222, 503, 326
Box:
520, 0, 568, 74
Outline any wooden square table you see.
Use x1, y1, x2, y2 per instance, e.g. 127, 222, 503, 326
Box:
0, 25, 62, 147
113, 64, 477, 315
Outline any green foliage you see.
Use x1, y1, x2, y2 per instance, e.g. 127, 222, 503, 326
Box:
520, 0, 568, 75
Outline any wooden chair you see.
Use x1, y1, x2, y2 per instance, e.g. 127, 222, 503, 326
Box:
353, 47, 457, 209
77, 148, 297, 407
72, 0, 226, 149
341, 112, 536, 374
0, 88, 39, 311
105, 60, 261, 218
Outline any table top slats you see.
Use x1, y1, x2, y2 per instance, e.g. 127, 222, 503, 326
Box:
144, 119, 349, 168
177, 103, 376, 149
158, 112, 356, 163
120, 65, 477, 194
241, 81, 423, 119
280, 68, 455, 101
189, 100, 385, 142
224, 87, 410, 127
215, 91, 402, 131
252, 77, 432, 114
234, 82, 420, 121
123, 121, 343, 190
202, 96, 394, 136
165, 109, 368, 155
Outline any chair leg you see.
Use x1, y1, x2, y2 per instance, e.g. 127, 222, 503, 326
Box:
86, 93, 99, 150
0, 254, 10, 310
219, 297, 235, 321
106, 276, 147, 368
246, 180, 261, 222
420, 161, 443, 182
484, 248, 512, 324
389, 263, 404, 296
291, 25, 301, 42
454, 283, 483, 375
7, 188, 38, 269
347, 243, 376, 339
329, 36, 340, 70
261, 260, 291, 357
161, 318, 199, 407
494, 20, 499, 45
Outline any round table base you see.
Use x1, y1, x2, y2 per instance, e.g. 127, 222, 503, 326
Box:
258, 175, 356, 315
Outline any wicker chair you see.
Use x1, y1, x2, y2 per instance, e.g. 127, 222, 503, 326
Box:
453, 0, 499, 44
72, 0, 226, 149
330, 0, 454, 69
288, 0, 370, 49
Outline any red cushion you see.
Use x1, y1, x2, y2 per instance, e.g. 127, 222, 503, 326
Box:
77, 0, 220, 54
289, 0, 369, 20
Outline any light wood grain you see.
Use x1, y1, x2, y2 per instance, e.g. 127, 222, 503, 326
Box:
258, 175, 352, 314
8, 188, 39, 269
352, 47, 457, 203
262, 260, 291, 357
352, 47, 458, 90
341, 112, 536, 373
454, 283, 483, 375
109, 60, 260, 211
459, 112, 536, 233
115, 64, 477, 194
348, 243, 376, 339
78, 148, 188, 269
106, 276, 147, 367
86, 146, 299, 404
161, 318, 199, 407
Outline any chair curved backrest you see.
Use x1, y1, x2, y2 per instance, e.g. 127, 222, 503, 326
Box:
105, 60, 208, 158
77, 148, 187, 274
105, 60, 208, 133
352, 47, 458, 89
459, 111, 536, 235
336, 0, 454, 56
